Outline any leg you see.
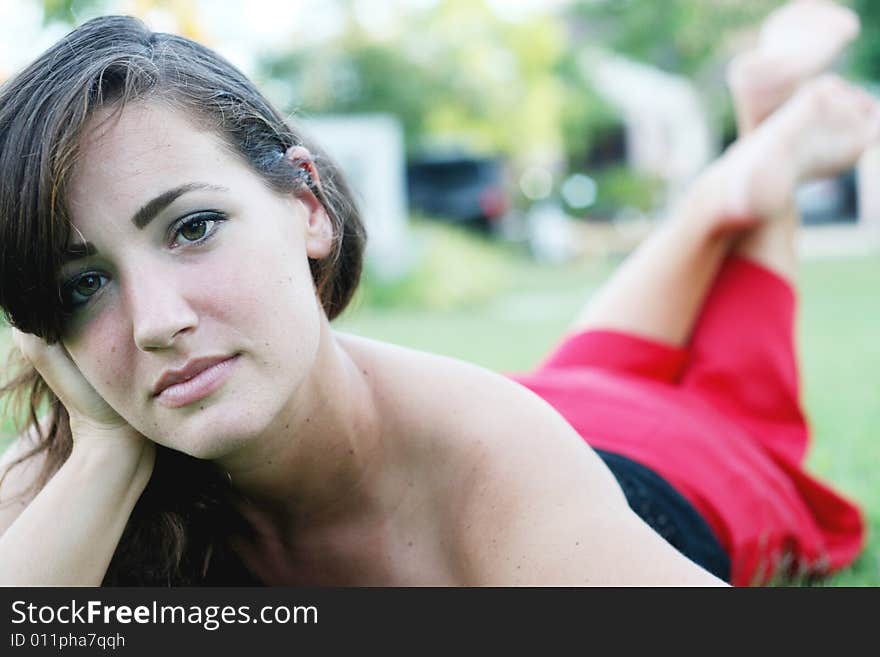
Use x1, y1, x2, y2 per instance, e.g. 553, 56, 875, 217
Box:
571, 179, 733, 347
729, 0, 860, 279
730, 75, 880, 280
573, 0, 863, 345
683, 74, 880, 455
571, 104, 816, 347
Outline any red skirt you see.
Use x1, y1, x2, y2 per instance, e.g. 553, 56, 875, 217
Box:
509, 256, 865, 585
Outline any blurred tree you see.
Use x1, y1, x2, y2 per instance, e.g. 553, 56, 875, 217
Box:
264, 42, 439, 153
42, 0, 100, 23
45, 0, 813, 210
563, 0, 799, 158
260, 0, 604, 169
849, 0, 880, 81
565, 0, 778, 76
41, 0, 205, 39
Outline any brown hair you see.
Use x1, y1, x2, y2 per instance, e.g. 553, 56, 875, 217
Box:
0, 15, 366, 584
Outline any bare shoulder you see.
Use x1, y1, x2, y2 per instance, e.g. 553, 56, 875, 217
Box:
0, 426, 49, 535
336, 329, 615, 485
336, 332, 725, 586
335, 330, 589, 457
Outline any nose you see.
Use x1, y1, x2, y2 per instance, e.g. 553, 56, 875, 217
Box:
125, 265, 199, 352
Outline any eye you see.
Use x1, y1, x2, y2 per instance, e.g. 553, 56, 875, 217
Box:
170, 211, 225, 247
61, 271, 109, 311
179, 219, 209, 241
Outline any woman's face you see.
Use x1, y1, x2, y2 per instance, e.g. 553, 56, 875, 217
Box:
61, 101, 333, 458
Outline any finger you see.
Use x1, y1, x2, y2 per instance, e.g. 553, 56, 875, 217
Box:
849, 85, 880, 119
834, 83, 880, 140
11, 333, 139, 443
11, 329, 96, 413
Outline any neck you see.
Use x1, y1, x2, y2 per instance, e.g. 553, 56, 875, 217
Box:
214, 321, 383, 534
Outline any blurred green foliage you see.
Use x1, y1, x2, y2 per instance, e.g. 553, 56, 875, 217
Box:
257, 0, 827, 214
850, 0, 880, 80
42, 0, 880, 169
586, 166, 662, 218
352, 220, 513, 311
262, 0, 595, 165
566, 0, 778, 75
41, 0, 100, 24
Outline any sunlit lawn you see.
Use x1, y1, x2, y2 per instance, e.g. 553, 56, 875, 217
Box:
1, 237, 878, 586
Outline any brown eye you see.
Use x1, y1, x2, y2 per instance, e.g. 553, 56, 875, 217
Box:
179, 218, 209, 241
75, 274, 102, 296
170, 212, 225, 247
61, 271, 109, 311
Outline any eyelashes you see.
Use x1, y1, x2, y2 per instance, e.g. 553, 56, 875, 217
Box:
61, 272, 109, 311
59, 210, 227, 312
167, 211, 225, 248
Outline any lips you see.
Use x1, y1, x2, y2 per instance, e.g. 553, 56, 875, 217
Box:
152, 354, 240, 408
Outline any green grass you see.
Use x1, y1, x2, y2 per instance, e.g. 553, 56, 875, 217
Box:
797, 259, 880, 586
2, 228, 878, 585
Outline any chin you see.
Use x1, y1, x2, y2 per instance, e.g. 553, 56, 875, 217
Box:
157, 426, 256, 461
139, 366, 297, 461
148, 401, 273, 461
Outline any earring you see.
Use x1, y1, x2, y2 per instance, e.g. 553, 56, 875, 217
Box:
294, 163, 319, 194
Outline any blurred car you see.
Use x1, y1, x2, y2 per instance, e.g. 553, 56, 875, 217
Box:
796, 170, 857, 225
406, 155, 509, 230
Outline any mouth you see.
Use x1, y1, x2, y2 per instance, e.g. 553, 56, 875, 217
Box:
153, 354, 240, 409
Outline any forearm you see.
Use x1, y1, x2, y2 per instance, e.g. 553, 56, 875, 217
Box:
0, 442, 154, 586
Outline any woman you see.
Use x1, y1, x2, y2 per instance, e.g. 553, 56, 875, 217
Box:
0, 5, 870, 586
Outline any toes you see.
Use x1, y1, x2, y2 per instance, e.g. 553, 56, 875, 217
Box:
761, 0, 861, 48
799, 74, 878, 122
797, 74, 849, 112
848, 85, 880, 118
733, 0, 862, 132
783, 74, 880, 178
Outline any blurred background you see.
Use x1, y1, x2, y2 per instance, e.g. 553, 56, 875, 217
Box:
1, 0, 879, 584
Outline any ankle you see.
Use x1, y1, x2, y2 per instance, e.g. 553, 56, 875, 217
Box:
722, 127, 797, 218
677, 160, 762, 242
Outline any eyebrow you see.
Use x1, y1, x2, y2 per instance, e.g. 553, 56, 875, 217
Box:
61, 241, 97, 265
132, 182, 228, 229
62, 182, 229, 263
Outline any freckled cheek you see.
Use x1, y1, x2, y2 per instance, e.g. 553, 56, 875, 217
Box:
194, 247, 319, 329
65, 308, 137, 401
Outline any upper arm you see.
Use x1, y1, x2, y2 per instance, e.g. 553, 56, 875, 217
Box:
444, 372, 726, 586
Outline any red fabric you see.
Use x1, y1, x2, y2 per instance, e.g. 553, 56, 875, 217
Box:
509, 256, 865, 585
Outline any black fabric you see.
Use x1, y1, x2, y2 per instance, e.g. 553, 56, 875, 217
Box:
595, 448, 731, 582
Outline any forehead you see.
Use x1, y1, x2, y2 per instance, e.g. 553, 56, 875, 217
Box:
66, 102, 240, 228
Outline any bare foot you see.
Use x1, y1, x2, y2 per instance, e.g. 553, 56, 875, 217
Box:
715, 75, 880, 227
728, 0, 860, 135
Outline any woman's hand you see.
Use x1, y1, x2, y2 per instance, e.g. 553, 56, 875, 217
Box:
11, 329, 150, 452
1, 330, 156, 585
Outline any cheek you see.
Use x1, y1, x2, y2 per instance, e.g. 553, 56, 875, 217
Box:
61, 236, 324, 412
64, 307, 136, 400
218, 249, 325, 389
205, 237, 321, 329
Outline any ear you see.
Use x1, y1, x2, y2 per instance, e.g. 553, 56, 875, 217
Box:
284, 146, 333, 259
